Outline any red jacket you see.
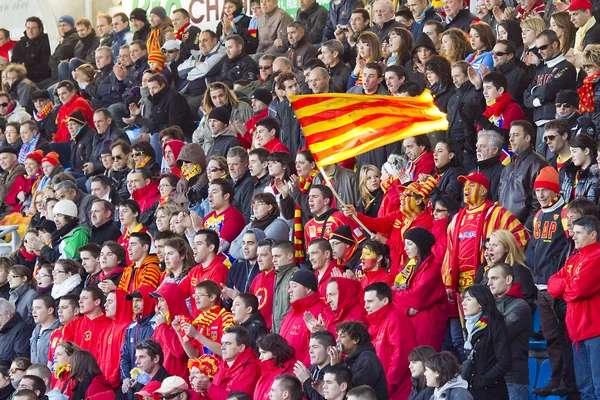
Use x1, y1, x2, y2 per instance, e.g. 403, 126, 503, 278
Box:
152, 283, 191, 380
367, 303, 416, 400
63, 313, 112, 359
180, 257, 229, 316
250, 269, 276, 330
54, 94, 95, 142
4, 173, 27, 213
253, 358, 295, 400
393, 255, 448, 351
84, 374, 113, 399
203, 206, 247, 247
548, 242, 600, 342
431, 216, 449, 265
202, 347, 261, 400
240, 108, 268, 149
478, 100, 525, 131
379, 179, 401, 219
357, 210, 434, 278
305, 210, 363, 248
263, 137, 290, 153
0, 40, 15, 62
316, 261, 343, 300
132, 180, 160, 214
98, 289, 134, 388
404, 150, 435, 182
323, 277, 368, 336
360, 269, 394, 289
280, 292, 327, 366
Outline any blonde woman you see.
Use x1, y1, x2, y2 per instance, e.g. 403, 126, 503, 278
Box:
476, 229, 537, 311
357, 164, 383, 217
520, 17, 546, 67
440, 28, 473, 63
549, 12, 576, 57
3, 63, 37, 109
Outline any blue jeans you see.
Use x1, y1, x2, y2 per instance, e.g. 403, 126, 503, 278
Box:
443, 317, 466, 362
573, 335, 600, 400
506, 383, 528, 400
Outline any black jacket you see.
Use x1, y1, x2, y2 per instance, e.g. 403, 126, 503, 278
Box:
0, 312, 32, 363
408, 378, 434, 400
216, 14, 257, 54
36, 105, 60, 141
497, 147, 547, 231
148, 86, 197, 137
89, 124, 129, 175
240, 312, 269, 354
565, 111, 597, 139
70, 124, 96, 174
73, 31, 100, 65
446, 81, 484, 152
0, 282, 8, 300
179, 25, 202, 60
90, 220, 122, 245
303, 365, 327, 400
232, 170, 255, 223
368, 19, 404, 42
493, 60, 529, 107
343, 343, 389, 400
357, 189, 384, 218
226, 259, 260, 297
445, 8, 478, 32
90, 64, 123, 109
476, 263, 537, 314
119, 55, 149, 99
409, 7, 443, 39
133, 23, 151, 42
0, 382, 14, 400
276, 99, 304, 156
112, 167, 131, 201
476, 156, 504, 202
296, 2, 328, 44
405, 60, 426, 92
49, 29, 80, 79
329, 62, 352, 94
11, 31, 52, 83
461, 320, 511, 399
560, 162, 599, 204
74, 190, 98, 229
432, 83, 455, 113
524, 55, 577, 122
432, 165, 466, 201
220, 52, 259, 88
495, 293, 532, 385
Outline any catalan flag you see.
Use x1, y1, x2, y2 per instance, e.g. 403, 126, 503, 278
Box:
290, 90, 449, 166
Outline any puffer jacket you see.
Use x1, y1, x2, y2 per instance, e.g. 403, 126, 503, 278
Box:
220, 52, 259, 88
73, 30, 100, 65
560, 162, 599, 204
89, 63, 123, 109
446, 81, 484, 152
497, 147, 547, 230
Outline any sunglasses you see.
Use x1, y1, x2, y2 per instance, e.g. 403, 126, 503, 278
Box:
162, 49, 178, 54
259, 65, 273, 70
583, 64, 595, 70
208, 167, 223, 172
555, 103, 572, 108
160, 392, 184, 400
544, 135, 558, 142
537, 42, 556, 51
132, 152, 144, 157
492, 51, 508, 56
433, 208, 448, 213
112, 155, 123, 161
10, 368, 25, 374
0, 102, 9, 108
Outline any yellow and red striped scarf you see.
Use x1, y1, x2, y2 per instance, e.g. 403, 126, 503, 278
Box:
294, 169, 319, 263
578, 71, 600, 114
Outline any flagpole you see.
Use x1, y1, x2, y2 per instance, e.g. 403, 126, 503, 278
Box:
317, 165, 374, 237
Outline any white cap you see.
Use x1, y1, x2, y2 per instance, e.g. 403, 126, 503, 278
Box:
154, 376, 189, 394
161, 40, 181, 51
53, 200, 78, 218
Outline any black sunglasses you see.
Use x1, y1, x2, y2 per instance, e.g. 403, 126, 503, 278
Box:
160, 392, 184, 400
0, 102, 9, 108
537, 41, 557, 51
492, 51, 509, 57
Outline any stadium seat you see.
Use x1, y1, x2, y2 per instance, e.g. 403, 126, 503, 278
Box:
533, 359, 566, 400
528, 358, 539, 400
530, 305, 547, 350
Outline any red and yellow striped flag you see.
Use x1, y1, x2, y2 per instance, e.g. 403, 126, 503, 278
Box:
290, 90, 448, 166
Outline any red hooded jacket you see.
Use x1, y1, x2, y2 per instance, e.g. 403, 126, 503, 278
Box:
99, 289, 134, 388
133, 180, 161, 214
164, 140, 186, 178
360, 268, 394, 289
316, 261, 343, 300
367, 303, 416, 400
253, 357, 296, 400
241, 108, 269, 149
152, 283, 191, 380
280, 292, 327, 366
63, 313, 112, 359
393, 254, 448, 351
53, 94, 95, 142
263, 137, 290, 153
180, 257, 229, 316
249, 269, 275, 330
201, 347, 261, 400
0, 40, 15, 62
323, 277, 369, 336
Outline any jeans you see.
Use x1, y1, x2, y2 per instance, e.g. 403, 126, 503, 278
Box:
507, 383, 529, 400
573, 335, 600, 400
443, 317, 466, 362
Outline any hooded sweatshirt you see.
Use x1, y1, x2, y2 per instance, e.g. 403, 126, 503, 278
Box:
99, 289, 134, 387
164, 140, 186, 177
432, 376, 472, 400
249, 268, 276, 330
63, 310, 112, 360
152, 283, 191, 380
173, 142, 209, 209
118, 254, 162, 294
322, 277, 369, 336
120, 286, 156, 381
254, 357, 296, 400
202, 347, 261, 400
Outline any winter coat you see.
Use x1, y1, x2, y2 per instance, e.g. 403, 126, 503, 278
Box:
393, 254, 448, 351
6, 77, 38, 112
0, 163, 25, 206
8, 284, 36, 328
220, 52, 259, 88
240, 311, 269, 354
431, 165, 466, 201
40, 225, 91, 263
497, 147, 547, 230
254, 358, 296, 400
329, 62, 352, 95
407, 378, 433, 400
280, 292, 327, 365
445, 8, 478, 32
30, 318, 61, 364
148, 86, 196, 137
548, 241, 600, 342
461, 318, 511, 399
322, 0, 364, 41
89, 124, 129, 175
476, 156, 504, 202
132, 180, 160, 214
257, 8, 294, 53
206, 126, 242, 159
560, 162, 599, 204
232, 170, 255, 223
495, 284, 532, 385
446, 81, 484, 152
272, 264, 299, 333
70, 123, 96, 174
296, 2, 328, 44
367, 303, 417, 400
432, 376, 474, 400
409, 7, 443, 39
493, 60, 529, 106
53, 94, 95, 143
0, 312, 32, 363
477, 263, 537, 314
3, 100, 31, 123
194, 102, 252, 153
342, 342, 389, 400
357, 188, 384, 217
73, 190, 97, 229
89, 64, 123, 109
322, 277, 369, 335
111, 27, 133, 62
11, 31, 52, 83
73, 31, 100, 64
90, 221, 121, 246
49, 28, 79, 79
202, 347, 261, 400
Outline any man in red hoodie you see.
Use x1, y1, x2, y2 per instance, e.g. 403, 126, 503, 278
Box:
249, 239, 276, 330
399, 135, 435, 185
280, 270, 327, 366
238, 88, 272, 149
130, 169, 160, 214
163, 140, 186, 178
194, 325, 261, 399
307, 239, 343, 299
364, 282, 416, 400
151, 283, 191, 380
254, 117, 290, 153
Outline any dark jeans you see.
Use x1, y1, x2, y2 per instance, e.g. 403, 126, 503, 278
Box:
573, 335, 600, 399
443, 317, 466, 362
538, 290, 577, 390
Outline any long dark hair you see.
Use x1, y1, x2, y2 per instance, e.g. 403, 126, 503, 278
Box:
462, 284, 505, 327
436, 139, 463, 169
256, 333, 295, 368
409, 345, 436, 388
69, 350, 102, 382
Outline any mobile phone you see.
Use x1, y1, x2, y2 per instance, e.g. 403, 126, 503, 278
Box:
340, 25, 348, 32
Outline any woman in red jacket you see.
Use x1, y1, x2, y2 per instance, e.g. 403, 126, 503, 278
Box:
253, 333, 296, 400
52, 341, 80, 398
393, 227, 448, 351
69, 350, 113, 400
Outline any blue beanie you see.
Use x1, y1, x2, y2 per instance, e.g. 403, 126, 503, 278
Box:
58, 15, 75, 28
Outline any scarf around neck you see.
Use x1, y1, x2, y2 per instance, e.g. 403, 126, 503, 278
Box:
578, 71, 600, 114
181, 163, 202, 180
464, 312, 487, 350
294, 169, 319, 263
575, 16, 596, 53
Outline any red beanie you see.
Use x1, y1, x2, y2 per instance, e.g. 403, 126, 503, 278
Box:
534, 166, 560, 193
25, 149, 44, 165
41, 151, 60, 167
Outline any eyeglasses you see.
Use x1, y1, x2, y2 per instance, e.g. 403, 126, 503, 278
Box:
132, 152, 143, 157
158, 184, 173, 189
583, 64, 595, 70
492, 51, 508, 56
112, 155, 123, 161
162, 49, 178, 54
160, 392, 184, 400
544, 135, 558, 142
537, 42, 556, 51
259, 65, 273, 70
433, 208, 448, 213
555, 103, 571, 108
10, 368, 25, 374
193, 293, 211, 298
0, 103, 9, 108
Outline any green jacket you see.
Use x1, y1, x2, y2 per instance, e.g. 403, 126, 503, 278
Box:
272, 263, 299, 334
58, 226, 91, 259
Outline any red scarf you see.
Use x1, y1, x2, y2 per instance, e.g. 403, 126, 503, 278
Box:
19, 248, 37, 261
174, 22, 190, 40
294, 169, 318, 263
483, 91, 513, 119
578, 71, 600, 114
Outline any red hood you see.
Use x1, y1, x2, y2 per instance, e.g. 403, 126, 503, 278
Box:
331, 277, 364, 321
137, 285, 157, 319
366, 302, 393, 327
290, 292, 322, 314
224, 346, 259, 373
152, 282, 191, 319
502, 282, 524, 299
112, 289, 134, 326
164, 140, 186, 160
260, 356, 296, 372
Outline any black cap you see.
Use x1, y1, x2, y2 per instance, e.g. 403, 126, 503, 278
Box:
66, 110, 86, 125
0, 147, 18, 155
130, 8, 148, 22
290, 269, 318, 292
126, 290, 143, 300
556, 90, 579, 108
404, 227, 436, 256
330, 225, 355, 245
31, 90, 51, 101
38, 219, 57, 234
251, 88, 273, 106
207, 107, 230, 125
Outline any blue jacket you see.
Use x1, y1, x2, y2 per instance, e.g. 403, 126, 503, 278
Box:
120, 312, 156, 381
322, 0, 363, 42
466, 51, 494, 75
112, 27, 133, 62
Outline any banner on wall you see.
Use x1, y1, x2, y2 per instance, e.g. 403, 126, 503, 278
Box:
121, 0, 329, 31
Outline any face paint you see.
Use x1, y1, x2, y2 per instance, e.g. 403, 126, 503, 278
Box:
400, 190, 422, 219
360, 247, 378, 271
464, 182, 486, 207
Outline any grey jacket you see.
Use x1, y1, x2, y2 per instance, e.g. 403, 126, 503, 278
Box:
30, 318, 62, 364
230, 219, 290, 260
193, 101, 253, 153
272, 263, 299, 333
257, 8, 294, 53
8, 284, 36, 328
